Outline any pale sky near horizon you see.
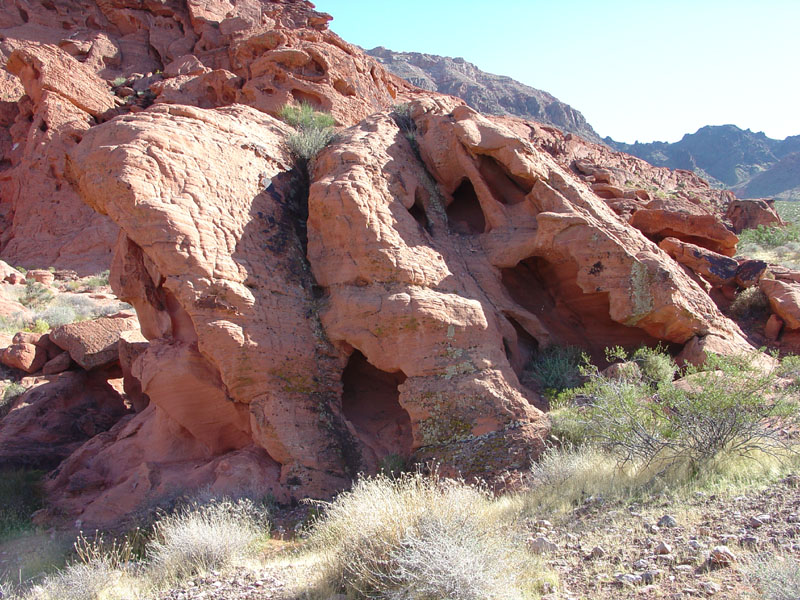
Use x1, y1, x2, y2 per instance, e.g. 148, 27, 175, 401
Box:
312, 1, 800, 144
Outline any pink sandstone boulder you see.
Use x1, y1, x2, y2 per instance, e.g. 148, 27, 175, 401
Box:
50, 314, 139, 369
26, 269, 55, 286
1, 341, 47, 373
760, 279, 800, 330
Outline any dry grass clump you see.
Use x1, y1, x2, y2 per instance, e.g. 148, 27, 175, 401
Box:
146, 498, 268, 582
306, 472, 552, 600
743, 554, 800, 600
21, 561, 141, 600
729, 286, 770, 319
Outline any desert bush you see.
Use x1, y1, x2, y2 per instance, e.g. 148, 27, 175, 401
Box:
286, 127, 336, 161
279, 102, 336, 162
23, 560, 140, 600
739, 223, 800, 249
82, 270, 110, 290
566, 351, 799, 470
279, 102, 335, 131
1, 382, 26, 417
0, 469, 44, 540
18, 281, 54, 310
729, 286, 770, 319
35, 306, 76, 328
523, 344, 583, 397
743, 554, 800, 600
307, 472, 548, 599
145, 498, 267, 582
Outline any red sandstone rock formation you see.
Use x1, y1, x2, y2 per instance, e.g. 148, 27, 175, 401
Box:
0, 0, 775, 528
726, 198, 784, 233
0, 0, 412, 273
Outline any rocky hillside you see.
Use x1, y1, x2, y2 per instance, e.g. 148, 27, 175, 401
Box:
364, 47, 799, 202
366, 46, 603, 144
611, 125, 800, 200
0, 0, 794, 534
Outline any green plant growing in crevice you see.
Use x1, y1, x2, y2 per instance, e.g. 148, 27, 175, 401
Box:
279, 102, 336, 163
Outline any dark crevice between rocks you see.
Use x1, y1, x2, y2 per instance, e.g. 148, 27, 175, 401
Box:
447, 178, 486, 235
341, 350, 412, 473
262, 164, 365, 482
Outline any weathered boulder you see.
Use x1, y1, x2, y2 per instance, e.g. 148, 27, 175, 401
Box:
26, 269, 55, 286
760, 278, 800, 329
735, 259, 769, 288
50, 314, 139, 369
629, 206, 738, 257
0, 261, 25, 284
658, 237, 738, 287
60, 103, 355, 525
42, 351, 74, 375
726, 198, 784, 233
1, 342, 47, 373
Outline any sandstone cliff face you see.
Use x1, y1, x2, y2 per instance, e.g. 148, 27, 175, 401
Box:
0, 0, 768, 528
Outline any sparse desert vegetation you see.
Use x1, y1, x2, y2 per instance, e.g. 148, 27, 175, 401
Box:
737, 201, 800, 268
1, 346, 800, 599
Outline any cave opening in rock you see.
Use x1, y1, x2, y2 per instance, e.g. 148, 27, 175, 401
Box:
447, 178, 485, 235
341, 350, 412, 469
501, 256, 661, 363
476, 154, 532, 205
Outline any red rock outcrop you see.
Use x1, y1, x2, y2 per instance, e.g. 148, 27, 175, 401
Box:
0, 0, 412, 273
496, 120, 740, 256
726, 198, 784, 233
0, 0, 770, 529
0, 368, 130, 469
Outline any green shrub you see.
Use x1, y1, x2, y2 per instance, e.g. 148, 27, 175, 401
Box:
286, 127, 336, 161
279, 102, 335, 130
523, 345, 584, 397
739, 223, 800, 249
18, 281, 54, 310
25, 318, 50, 333
568, 352, 799, 470
279, 102, 336, 162
82, 270, 110, 290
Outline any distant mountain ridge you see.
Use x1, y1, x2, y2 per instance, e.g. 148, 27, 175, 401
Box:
368, 46, 800, 201
366, 46, 603, 144
609, 126, 800, 201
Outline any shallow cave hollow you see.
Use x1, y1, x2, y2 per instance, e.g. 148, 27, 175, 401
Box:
341, 350, 413, 468
446, 177, 485, 235
500, 255, 663, 365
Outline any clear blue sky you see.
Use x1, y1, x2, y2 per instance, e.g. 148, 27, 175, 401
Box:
312, 1, 800, 143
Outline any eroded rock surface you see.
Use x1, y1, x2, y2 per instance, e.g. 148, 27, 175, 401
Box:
0, 0, 410, 272
0, 0, 772, 529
